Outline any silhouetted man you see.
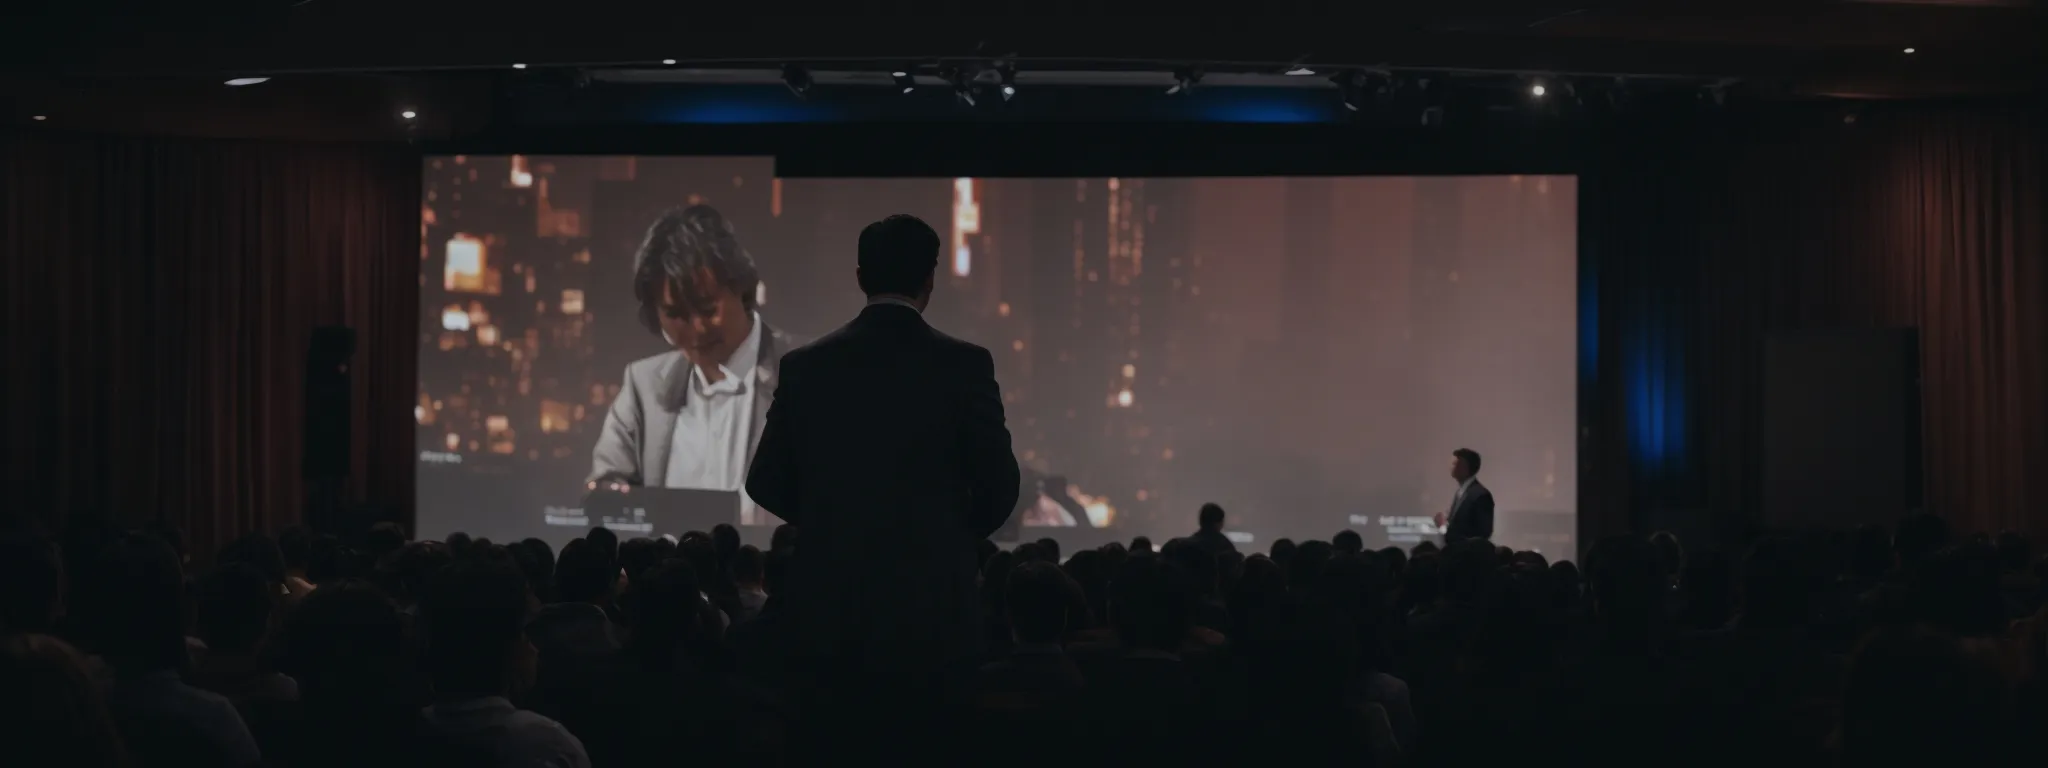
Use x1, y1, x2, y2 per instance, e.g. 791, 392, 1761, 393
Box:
1188, 503, 1238, 557
745, 214, 1020, 742
1435, 447, 1495, 545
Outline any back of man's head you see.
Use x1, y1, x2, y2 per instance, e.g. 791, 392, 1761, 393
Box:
625, 560, 706, 656
553, 538, 615, 605
77, 533, 188, 676
770, 523, 799, 554
1332, 529, 1364, 555
1035, 537, 1062, 565
422, 558, 532, 696
1197, 503, 1226, 532
1006, 561, 1072, 645
856, 214, 940, 298
1108, 557, 1193, 652
197, 562, 276, 655
710, 524, 741, 566
282, 580, 407, 709
730, 545, 765, 587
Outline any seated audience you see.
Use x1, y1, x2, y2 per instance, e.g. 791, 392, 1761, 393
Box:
418, 556, 589, 768
0, 632, 129, 768
77, 533, 262, 768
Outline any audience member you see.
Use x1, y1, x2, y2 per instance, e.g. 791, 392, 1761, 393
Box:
0, 632, 129, 768
730, 545, 769, 621
1189, 503, 1237, 556
419, 556, 589, 768
78, 533, 261, 768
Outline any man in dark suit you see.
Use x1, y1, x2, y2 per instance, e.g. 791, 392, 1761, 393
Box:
744, 214, 1021, 739
1435, 447, 1495, 545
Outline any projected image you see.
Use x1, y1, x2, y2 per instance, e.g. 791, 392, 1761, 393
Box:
418, 156, 1577, 552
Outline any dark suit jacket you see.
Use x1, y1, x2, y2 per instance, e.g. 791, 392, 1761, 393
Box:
745, 303, 1021, 677
1444, 479, 1495, 545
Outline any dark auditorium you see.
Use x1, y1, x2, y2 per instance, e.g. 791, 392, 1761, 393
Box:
6, 6, 2048, 768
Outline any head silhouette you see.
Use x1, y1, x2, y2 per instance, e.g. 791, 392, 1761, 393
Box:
856, 214, 941, 310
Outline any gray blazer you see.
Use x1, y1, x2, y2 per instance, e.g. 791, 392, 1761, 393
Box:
587, 322, 804, 487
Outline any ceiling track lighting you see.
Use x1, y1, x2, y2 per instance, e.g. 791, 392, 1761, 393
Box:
781, 64, 814, 98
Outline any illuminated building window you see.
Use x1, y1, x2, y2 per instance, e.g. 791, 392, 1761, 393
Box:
951, 178, 979, 277
1116, 389, 1134, 408
997, 302, 1010, 317
525, 272, 537, 293
444, 234, 488, 292
1122, 364, 1136, 378
445, 433, 461, 451
539, 400, 574, 433
561, 289, 586, 315
1011, 340, 1024, 352
486, 415, 509, 433
476, 324, 499, 345
440, 305, 470, 331
466, 302, 489, 326
509, 155, 534, 188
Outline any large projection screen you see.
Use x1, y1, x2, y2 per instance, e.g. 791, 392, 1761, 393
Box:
417, 156, 1576, 554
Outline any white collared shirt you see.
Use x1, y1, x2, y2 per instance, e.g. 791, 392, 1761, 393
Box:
666, 312, 763, 520
867, 295, 922, 313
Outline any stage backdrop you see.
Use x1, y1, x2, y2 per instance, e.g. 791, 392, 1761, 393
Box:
414, 160, 1580, 552
4, 104, 2041, 559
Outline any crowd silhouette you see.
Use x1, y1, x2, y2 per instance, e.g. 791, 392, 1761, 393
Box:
3, 510, 2044, 767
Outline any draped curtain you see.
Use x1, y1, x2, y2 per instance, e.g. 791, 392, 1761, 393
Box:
1, 132, 420, 558
1582, 106, 2048, 548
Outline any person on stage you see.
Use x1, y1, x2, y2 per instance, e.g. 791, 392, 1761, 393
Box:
1435, 447, 1495, 545
587, 205, 805, 525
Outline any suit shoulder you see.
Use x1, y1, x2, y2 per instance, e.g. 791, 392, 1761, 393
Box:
928, 328, 993, 360
623, 351, 681, 382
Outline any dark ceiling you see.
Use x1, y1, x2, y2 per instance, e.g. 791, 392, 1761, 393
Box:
5, 1, 2042, 140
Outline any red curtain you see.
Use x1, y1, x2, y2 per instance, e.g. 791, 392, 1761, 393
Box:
1582, 106, 2048, 545
2, 131, 420, 558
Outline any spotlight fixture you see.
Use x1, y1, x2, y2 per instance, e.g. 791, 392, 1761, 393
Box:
1166, 66, 1203, 95
947, 67, 977, 106
400, 109, 418, 120
1530, 81, 1547, 98
224, 77, 270, 87
1902, 47, 1916, 54
781, 64, 814, 98
892, 67, 916, 93
1331, 71, 1366, 111
662, 58, 677, 65
32, 115, 47, 121
997, 61, 1017, 101
510, 63, 526, 70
